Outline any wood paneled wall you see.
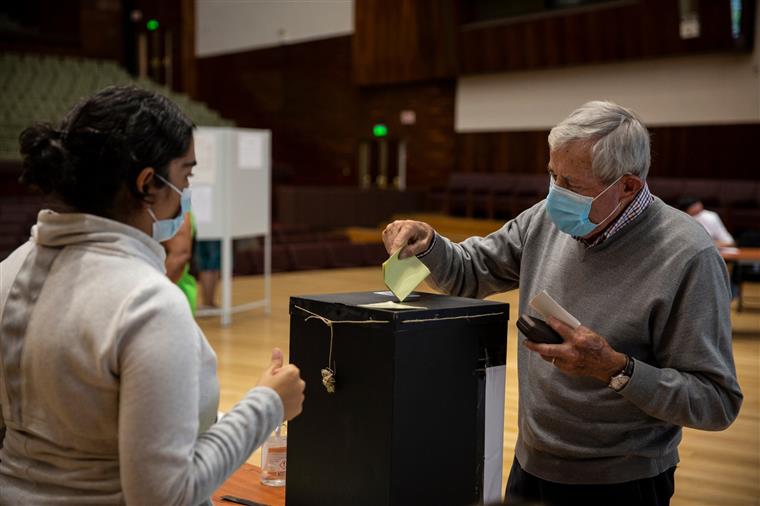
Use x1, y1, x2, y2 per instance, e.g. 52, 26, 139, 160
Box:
648, 124, 760, 179
457, 132, 549, 175
359, 82, 456, 187
128, 0, 196, 94
353, 0, 458, 85
197, 6, 757, 190
197, 33, 757, 187
457, 0, 750, 75
456, 124, 760, 180
197, 36, 361, 186
1, 0, 196, 93
353, 0, 753, 84
5, 1, 754, 200
197, 36, 457, 188
0, 0, 124, 62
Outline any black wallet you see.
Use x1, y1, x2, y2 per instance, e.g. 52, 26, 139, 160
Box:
517, 314, 563, 344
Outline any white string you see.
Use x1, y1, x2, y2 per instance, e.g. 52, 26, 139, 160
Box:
401, 311, 505, 324
294, 305, 391, 370
293, 305, 505, 370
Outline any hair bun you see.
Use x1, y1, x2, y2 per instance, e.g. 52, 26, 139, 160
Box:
19, 123, 69, 194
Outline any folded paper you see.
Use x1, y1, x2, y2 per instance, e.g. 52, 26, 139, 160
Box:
528, 290, 581, 329
382, 246, 431, 302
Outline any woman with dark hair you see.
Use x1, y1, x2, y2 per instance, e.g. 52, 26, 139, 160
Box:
0, 86, 305, 505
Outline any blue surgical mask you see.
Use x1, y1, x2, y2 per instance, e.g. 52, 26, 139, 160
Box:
147, 174, 191, 242
546, 175, 623, 237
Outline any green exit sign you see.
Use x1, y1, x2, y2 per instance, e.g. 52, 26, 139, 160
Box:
373, 124, 388, 137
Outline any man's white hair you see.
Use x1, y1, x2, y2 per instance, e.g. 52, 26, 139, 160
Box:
548, 101, 651, 182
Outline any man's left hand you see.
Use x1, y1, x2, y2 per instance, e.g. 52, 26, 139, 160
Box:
522, 316, 628, 384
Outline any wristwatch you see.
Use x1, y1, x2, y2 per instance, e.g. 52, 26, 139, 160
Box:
608, 355, 634, 392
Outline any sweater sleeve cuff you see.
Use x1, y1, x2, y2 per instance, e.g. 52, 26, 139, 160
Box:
417, 232, 448, 284
416, 233, 437, 259
416, 232, 447, 270
250, 386, 285, 426
617, 358, 659, 404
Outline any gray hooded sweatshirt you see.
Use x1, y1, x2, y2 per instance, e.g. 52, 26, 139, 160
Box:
0, 211, 282, 505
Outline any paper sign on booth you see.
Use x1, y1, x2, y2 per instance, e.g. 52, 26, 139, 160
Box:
192, 185, 214, 224
238, 132, 264, 170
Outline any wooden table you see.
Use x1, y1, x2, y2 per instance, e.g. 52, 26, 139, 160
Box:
212, 464, 285, 506
718, 247, 760, 263
719, 247, 760, 312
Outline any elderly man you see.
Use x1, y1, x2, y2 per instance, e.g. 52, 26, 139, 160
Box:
383, 101, 742, 505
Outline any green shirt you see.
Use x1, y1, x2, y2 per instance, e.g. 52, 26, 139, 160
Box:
176, 212, 198, 314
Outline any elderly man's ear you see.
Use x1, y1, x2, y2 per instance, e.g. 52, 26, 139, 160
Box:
622, 175, 644, 197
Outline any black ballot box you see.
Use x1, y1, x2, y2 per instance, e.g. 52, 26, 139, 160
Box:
286, 291, 509, 506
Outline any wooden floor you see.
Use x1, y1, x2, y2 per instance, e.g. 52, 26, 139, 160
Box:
199, 268, 760, 506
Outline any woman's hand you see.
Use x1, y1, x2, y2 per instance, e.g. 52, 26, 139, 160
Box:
257, 348, 306, 421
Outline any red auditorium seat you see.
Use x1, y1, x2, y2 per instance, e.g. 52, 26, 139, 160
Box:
327, 242, 365, 268
647, 178, 685, 206
233, 248, 255, 276
271, 244, 292, 272
683, 179, 720, 208
361, 243, 388, 266
288, 243, 330, 271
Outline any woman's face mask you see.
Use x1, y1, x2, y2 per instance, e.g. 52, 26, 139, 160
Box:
147, 174, 191, 242
546, 175, 624, 237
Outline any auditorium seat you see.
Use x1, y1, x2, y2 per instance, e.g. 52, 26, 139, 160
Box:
426, 184, 448, 214
327, 242, 365, 268
320, 231, 351, 244
361, 243, 388, 266
444, 172, 472, 216
508, 174, 547, 217
430, 172, 758, 238
0, 52, 234, 161
720, 181, 760, 235
222, 228, 367, 275
683, 179, 720, 208
647, 178, 685, 206
432, 172, 548, 220
288, 243, 331, 271
466, 173, 500, 218
233, 249, 256, 276
489, 175, 520, 220
271, 244, 292, 273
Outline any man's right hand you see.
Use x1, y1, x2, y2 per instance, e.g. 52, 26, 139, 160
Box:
382, 220, 435, 259
257, 348, 305, 421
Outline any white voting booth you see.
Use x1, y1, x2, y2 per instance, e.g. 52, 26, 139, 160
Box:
191, 127, 271, 325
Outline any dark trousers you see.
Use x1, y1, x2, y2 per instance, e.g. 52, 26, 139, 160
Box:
504, 457, 676, 506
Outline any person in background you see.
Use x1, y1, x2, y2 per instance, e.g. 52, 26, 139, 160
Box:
164, 210, 198, 313
0, 85, 305, 505
676, 196, 735, 247
196, 239, 221, 309
383, 101, 742, 506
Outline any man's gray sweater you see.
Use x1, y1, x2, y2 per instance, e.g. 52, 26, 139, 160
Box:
419, 197, 742, 484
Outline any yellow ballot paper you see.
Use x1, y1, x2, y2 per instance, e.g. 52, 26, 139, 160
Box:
382, 246, 431, 302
